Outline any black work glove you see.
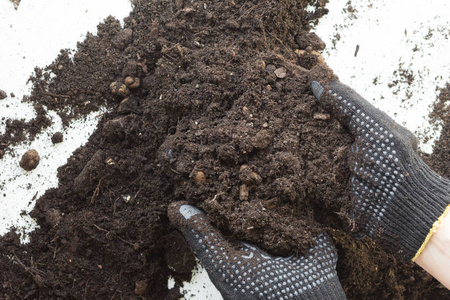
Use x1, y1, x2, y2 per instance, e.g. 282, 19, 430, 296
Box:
168, 202, 347, 300
311, 80, 450, 261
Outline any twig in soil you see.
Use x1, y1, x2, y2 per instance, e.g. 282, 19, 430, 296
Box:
275, 54, 308, 77
95, 112, 107, 119
13, 253, 47, 287
176, 43, 184, 57
208, 192, 225, 203
40, 91, 71, 98
194, 26, 212, 36
91, 179, 102, 204
93, 224, 136, 247
170, 168, 180, 174
117, 236, 135, 246
84, 281, 89, 298
236, 2, 262, 20
93, 224, 108, 232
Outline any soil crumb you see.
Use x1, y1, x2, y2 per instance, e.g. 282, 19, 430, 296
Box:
0, 89, 7, 100
0, 1, 449, 299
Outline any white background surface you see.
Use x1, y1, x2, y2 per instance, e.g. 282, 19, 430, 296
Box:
1, 0, 449, 299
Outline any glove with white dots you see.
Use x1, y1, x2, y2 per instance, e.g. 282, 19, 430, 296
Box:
168, 202, 347, 300
311, 80, 450, 261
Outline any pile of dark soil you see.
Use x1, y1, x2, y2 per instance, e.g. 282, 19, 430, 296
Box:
0, 0, 449, 299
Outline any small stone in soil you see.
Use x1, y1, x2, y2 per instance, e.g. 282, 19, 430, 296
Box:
19, 149, 40, 171
274, 67, 287, 79
194, 171, 206, 185
51, 132, 64, 144
0, 89, 7, 99
254, 59, 266, 71
266, 64, 276, 74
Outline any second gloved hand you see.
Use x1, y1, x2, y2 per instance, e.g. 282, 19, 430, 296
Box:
168, 202, 346, 300
311, 80, 450, 261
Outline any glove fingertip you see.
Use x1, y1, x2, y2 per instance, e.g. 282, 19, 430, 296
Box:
311, 81, 324, 100
168, 202, 204, 230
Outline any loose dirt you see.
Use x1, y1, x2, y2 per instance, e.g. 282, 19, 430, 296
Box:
0, 0, 449, 299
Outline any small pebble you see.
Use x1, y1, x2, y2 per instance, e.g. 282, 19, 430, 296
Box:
311, 50, 325, 64
266, 64, 276, 74
51, 132, 64, 144
274, 67, 287, 79
20, 149, 40, 171
254, 60, 266, 71
194, 171, 206, 185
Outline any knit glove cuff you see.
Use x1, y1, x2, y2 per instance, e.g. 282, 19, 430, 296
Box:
381, 158, 450, 260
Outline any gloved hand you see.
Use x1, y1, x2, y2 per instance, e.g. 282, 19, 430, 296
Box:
311, 80, 450, 261
168, 202, 347, 300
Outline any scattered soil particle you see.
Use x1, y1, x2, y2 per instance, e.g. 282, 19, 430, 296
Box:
51, 132, 64, 144
0, 0, 449, 299
0, 89, 7, 99
19, 149, 40, 171
427, 83, 450, 177
10, 0, 20, 10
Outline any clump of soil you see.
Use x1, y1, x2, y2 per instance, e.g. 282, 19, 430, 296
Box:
19, 149, 40, 171
9, 0, 20, 10
0, 0, 449, 299
51, 132, 64, 144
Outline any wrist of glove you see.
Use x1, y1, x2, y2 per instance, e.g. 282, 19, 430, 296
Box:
312, 80, 450, 261
168, 202, 347, 300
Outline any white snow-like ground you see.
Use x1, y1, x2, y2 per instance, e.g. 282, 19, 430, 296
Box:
1, 1, 450, 299
312, 0, 450, 154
